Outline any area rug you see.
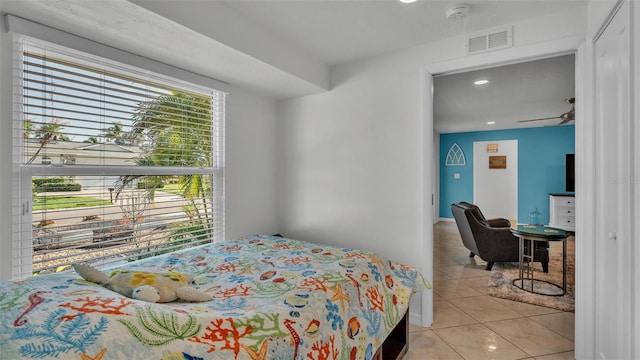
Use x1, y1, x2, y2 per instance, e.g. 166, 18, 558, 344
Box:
488, 235, 575, 312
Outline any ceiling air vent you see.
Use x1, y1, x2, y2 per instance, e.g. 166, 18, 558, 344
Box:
465, 25, 513, 55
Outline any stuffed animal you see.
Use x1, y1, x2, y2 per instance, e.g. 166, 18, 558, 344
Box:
73, 264, 211, 303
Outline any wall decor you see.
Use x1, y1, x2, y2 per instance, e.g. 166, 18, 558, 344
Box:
489, 155, 507, 169
439, 125, 575, 223
445, 143, 466, 166
487, 143, 498, 153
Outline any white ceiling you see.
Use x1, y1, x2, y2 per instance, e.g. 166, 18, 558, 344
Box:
221, 0, 586, 66
2, 0, 585, 131
434, 54, 576, 133
219, 0, 580, 133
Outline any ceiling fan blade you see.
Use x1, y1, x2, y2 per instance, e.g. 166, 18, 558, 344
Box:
518, 97, 575, 125
517, 116, 560, 123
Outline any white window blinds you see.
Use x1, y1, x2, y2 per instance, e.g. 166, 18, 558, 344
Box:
12, 37, 225, 279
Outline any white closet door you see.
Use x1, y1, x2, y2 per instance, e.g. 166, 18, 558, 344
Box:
594, 1, 632, 358
473, 140, 518, 222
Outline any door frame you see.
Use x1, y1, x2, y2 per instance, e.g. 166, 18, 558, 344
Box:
421, 34, 586, 346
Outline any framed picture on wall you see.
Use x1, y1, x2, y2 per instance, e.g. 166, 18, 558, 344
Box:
489, 155, 507, 169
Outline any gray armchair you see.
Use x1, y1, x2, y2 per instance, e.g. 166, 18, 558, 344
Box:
451, 202, 549, 271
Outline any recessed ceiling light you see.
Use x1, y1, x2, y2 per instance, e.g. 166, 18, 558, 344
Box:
399, 0, 417, 3
474, 79, 489, 85
487, 121, 496, 125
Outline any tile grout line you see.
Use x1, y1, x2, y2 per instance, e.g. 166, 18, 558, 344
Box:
428, 222, 575, 359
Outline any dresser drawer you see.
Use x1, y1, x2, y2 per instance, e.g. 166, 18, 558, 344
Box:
555, 197, 575, 207
556, 206, 575, 216
556, 216, 575, 227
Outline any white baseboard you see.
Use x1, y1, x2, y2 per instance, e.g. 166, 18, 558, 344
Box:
409, 310, 426, 328
438, 217, 455, 223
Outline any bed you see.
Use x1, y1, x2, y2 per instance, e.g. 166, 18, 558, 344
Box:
0, 235, 424, 360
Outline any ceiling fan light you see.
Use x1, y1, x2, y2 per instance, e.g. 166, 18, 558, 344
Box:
561, 111, 575, 120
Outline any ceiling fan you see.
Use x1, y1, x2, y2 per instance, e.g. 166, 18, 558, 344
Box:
517, 97, 575, 125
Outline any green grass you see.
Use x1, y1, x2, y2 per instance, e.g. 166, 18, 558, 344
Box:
33, 196, 113, 211
160, 183, 183, 196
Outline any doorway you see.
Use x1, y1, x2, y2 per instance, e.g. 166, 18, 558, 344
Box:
423, 36, 583, 333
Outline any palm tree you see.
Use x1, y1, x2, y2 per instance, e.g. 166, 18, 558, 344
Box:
116, 132, 136, 146
23, 119, 33, 140
115, 91, 214, 245
26, 118, 67, 164
104, 122, 123, 143
132, 92, 211, 167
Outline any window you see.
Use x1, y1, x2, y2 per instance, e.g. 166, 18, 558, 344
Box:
12, 37, 225, 279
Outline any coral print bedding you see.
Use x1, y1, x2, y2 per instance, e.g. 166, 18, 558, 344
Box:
0, 235, 422, 359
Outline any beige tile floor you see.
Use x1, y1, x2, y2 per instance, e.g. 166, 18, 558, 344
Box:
406, 221, 574, 360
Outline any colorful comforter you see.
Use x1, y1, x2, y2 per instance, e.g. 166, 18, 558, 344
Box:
0, 235, 422, 360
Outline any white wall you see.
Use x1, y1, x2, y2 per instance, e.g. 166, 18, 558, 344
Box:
631, 2, 640, 357
276, 9, 587, 325
634, 3, 640, 357
225, 88, 280, 239
0, 14, 13, 280
0, 13, 281, 281
433, 132, 440, 224
277, 54, 425, 262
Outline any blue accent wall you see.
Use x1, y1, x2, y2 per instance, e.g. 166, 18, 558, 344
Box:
440, 125, 575, 224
